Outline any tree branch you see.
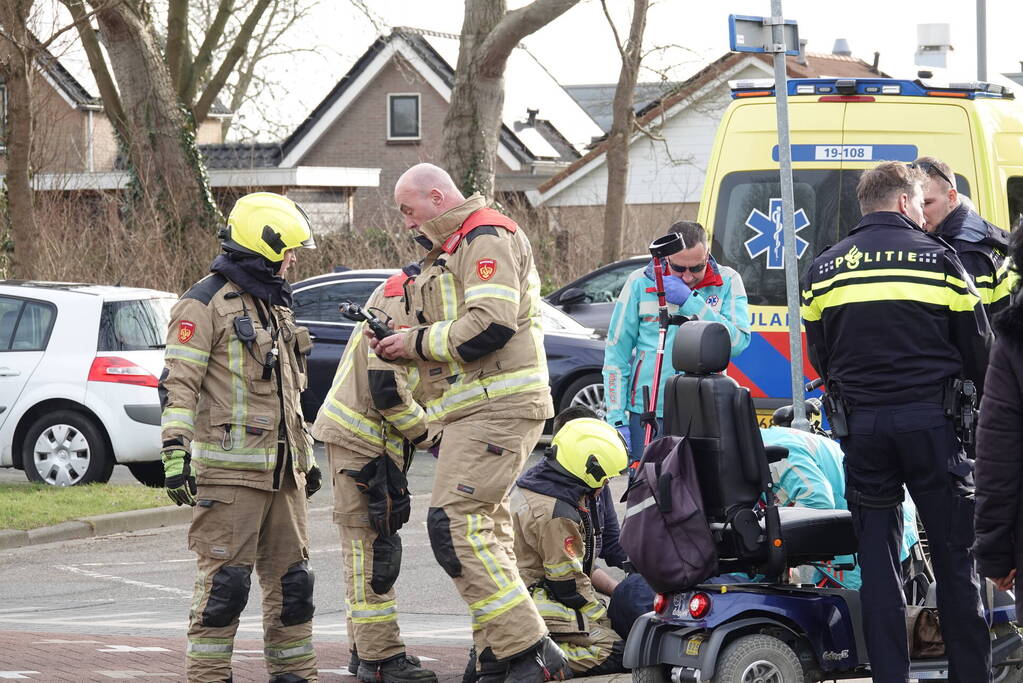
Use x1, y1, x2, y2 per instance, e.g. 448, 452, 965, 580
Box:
60, 0, 128, 139
165, 0, 187, 91
193, 0, 271, 122
479, 0, 579, 76
599, 0, 626, 62
182, 0, 234, 103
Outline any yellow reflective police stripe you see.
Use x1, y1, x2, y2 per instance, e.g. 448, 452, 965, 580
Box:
470, 580, 529, 626
808, 280, 979, 314
166, 344, 210, 366
527, 269, 541, 317
809, 267, 945, 293
187, 637, 233, 660
265, 638, 314, 662
227, 337, 246, 428
424, 369, 548, 421
347, 598, 399, 623
467, 513, 509, 588
582, 600, 607, 621
439, 273, 458, 320
465, 284, 520, 305
544, 557, 583, 579
407, 367, 421, 393
323, 399, 386, 446
387, 402, 427, 432
352, 539, 365, 603
530, 586, 577, 620
560, 642, 603, 664
428, 320, 454, 362
162, 407, 195, 431
192, 443, 276, 470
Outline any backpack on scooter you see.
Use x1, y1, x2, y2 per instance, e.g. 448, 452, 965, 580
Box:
619, 435, 718, 592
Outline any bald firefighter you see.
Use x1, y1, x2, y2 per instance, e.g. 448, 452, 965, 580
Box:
311, 269, 437, 683
510, 417, 630, 676
160, 192, 319, 682
371, 164, 568, 682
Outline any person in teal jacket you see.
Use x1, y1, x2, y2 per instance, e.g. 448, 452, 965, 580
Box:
762, 425, 920, 590
603, 221, 751, 458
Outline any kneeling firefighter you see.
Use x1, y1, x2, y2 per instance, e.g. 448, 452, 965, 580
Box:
160, 192, 319, 682
310, 268, 437, 683
509, 418, 631, 676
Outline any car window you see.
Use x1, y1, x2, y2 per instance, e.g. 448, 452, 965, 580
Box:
578, 262, 641, 303
1, 299, 56, 351
98, 298, 175, 351
540, 301, 592, 334
293, 279, 383, 323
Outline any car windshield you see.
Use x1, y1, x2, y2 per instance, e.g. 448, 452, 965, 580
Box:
98, 297, 175, 351
540, 301, 592, 335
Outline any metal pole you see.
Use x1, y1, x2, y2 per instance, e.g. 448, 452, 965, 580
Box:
769, 0, 809, 431
977, 0, 987, 81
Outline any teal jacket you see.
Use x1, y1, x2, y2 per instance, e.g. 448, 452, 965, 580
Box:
762, 426, 920, 590
603, 256, 751, 427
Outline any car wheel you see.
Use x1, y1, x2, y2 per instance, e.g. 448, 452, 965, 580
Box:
126, 461, 165, 488
558, 373, 605, 419
22, 410, 114, 486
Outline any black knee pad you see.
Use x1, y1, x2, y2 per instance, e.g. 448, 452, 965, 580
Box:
268, 674, 307, 682
370, 533, 403, 595
427, 507, 462, 578
280, 560, 315, 626
202, 565, 252, 628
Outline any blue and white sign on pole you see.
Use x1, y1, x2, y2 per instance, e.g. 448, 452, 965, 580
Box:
728, 14, 799, 56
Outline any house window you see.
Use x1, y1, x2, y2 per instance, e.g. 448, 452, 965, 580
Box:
388, 93, 420, 140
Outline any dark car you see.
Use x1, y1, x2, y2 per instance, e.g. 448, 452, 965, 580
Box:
292, 269, 607, 429
544, 256, 646, 333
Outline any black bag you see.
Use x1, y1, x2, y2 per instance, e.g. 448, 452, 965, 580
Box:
619, 435, 718, 593
346, 455, 411, 537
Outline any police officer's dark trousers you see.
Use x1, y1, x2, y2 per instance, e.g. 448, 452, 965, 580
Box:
843, 401, 990, 683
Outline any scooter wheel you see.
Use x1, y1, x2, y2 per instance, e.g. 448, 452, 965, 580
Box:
713, 634, 806, 683
632, 665, 669, 683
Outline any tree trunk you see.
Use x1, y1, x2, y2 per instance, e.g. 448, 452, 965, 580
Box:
442, 0, 580, 201
0, 0, 39, 278
92, 1, 220, 242
601, 0, 648, 264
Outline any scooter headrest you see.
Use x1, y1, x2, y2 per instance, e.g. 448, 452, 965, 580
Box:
672, 321, 730, 374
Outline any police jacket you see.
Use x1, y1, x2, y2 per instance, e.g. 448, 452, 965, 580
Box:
936, 203, 1013, 318
974, 296, 1023, 615
603, 256, 750, 427
511, 459, 626, 634
311, 273, 429, 463
402, 194, 554, 425
160, 273, 314, 490
801, 211, 990, 406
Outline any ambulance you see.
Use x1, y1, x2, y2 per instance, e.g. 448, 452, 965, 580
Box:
700, 77, 1023, 423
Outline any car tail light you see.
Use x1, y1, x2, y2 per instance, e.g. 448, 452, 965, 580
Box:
688, 592, 711, 619
88, 356, 159, 388
653, 593, 667, 614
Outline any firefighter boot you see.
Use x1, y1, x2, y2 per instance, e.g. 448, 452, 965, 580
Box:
504, 636, 571, 682
349, 650, 361, 675
268, 675, 307, 682
462, 647, 478, 683
475, 648, 507, 683
357, 652, 437, 683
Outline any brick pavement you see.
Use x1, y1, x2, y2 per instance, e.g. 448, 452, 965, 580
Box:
0, 630, 471, 682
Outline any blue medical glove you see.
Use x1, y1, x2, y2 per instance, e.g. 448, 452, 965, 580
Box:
616, 425, 632, 454
643, 260, 692, 305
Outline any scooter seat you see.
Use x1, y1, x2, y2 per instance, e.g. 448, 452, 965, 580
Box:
777, 506, 857, 564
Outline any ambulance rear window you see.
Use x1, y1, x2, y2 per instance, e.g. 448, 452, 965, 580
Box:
711, 170, 970, 306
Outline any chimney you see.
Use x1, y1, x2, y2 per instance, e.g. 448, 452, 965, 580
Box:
832, 38, 852, 56
872, 51, 880, 73
526, 108, 538, 127
915, 23, 953, 69
796, 39, 808, 66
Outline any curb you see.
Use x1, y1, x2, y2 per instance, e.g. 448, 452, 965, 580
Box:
0, 504, 192, 551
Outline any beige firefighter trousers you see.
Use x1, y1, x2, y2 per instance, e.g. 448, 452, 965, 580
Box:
185, 464, 316, 682
427, 415, 548, 660
328, 442, 407, 662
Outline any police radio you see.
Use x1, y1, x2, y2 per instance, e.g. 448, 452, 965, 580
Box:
339, 302, 394, 340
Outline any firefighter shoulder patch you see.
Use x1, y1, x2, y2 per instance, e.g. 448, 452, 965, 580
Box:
178, 320, 196, 344
476, 258, 496, 280
564, 536, 577, 558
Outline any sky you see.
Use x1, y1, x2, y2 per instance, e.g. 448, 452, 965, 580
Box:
259, 0, 1022, 141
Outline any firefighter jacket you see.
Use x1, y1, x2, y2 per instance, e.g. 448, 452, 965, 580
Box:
510, 459, 627, 634
935, 202, 1015, 319
311, 274, 429, 460
160, 273, 314, 490
801, 211, 991, 406
402, 194, 554, 425
603, 255, 750, 427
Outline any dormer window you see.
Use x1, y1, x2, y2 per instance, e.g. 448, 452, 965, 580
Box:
388, 93, 420, 141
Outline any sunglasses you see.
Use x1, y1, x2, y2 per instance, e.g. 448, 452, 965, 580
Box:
667, 260, 707, 274
909, 161, 955, 189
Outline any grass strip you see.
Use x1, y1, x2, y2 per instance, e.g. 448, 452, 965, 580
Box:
0, 482, 169, 531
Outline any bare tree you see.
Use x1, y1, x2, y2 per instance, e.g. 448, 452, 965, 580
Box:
442, 0, 580, 201
0, 0, 40, 277
600, 0, 648, 263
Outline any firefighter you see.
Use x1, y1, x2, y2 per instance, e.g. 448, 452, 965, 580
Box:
801, 161, 991, 682
310, 268, 437, 683
160, 192, 319, 683
510, 417, 631, 675
371, 163, 569, 682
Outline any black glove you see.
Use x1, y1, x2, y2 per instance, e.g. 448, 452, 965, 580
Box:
305, 465, 322, 498
347, 456, 412, 536
163, 448, 197, 506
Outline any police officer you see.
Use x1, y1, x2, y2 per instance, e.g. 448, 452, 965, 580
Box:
311, 269, 437, 683
371, 163, 568, 682
801, 162, 991, 682
914, 155, 1013, 318
161, 192, 319, 683
510, 417, 630, 676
